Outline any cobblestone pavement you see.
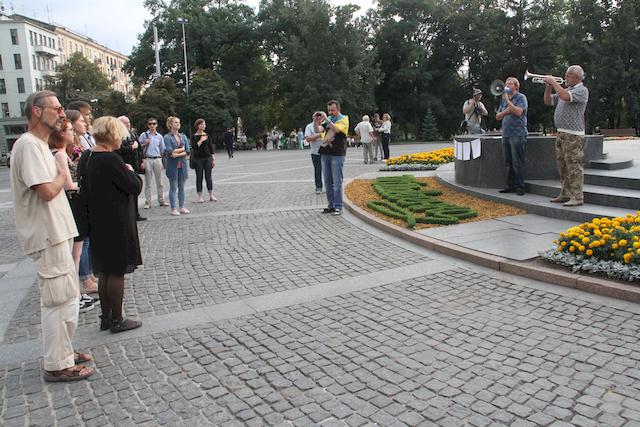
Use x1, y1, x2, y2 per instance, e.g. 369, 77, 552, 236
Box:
2, 145, 640, 426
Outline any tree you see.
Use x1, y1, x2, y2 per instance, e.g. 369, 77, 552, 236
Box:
93, 90, 129, 118
129, 77, 183, 134
183, 68, 239, 139
46, 52, 111, 104
420, 108, 440, 141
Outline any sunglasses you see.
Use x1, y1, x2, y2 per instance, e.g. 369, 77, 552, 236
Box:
148, 122, 157, 125
38, 105, 65, 113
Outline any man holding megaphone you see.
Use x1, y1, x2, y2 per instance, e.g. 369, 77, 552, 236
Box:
496, 77, 528, 196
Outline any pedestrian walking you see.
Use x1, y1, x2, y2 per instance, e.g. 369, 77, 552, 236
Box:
224, 127, 234, 158
11, 90, 94, 381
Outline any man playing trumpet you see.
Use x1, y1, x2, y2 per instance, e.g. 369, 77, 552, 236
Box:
543, 65, 589, 207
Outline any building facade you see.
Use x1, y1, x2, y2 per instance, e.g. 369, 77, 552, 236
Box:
0, 11, 130, 154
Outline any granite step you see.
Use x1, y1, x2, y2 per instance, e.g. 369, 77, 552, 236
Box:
526, 180, 640, 210
589, 156, 634, 170
584, 168, 640, 190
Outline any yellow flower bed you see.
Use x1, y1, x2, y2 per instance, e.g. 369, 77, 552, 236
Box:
555, 213, 640, 264
386, 148, 454, 166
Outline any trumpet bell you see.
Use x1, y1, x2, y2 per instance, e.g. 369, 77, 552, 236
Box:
490, 80, 505, 96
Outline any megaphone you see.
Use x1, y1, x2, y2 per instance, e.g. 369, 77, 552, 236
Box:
489, 80, 512, 96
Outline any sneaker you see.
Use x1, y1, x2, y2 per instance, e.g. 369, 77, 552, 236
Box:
143, 202, 151, 209
136, 216, 147, 221
499, 188, 516, 193
179, 208, 190, 214
332, 208, 342, 216
81, 293, 100, 306
170, 209, 181, 216
322, 207, 335, 214
79, 299, 95, 313
516, 189, 525, 196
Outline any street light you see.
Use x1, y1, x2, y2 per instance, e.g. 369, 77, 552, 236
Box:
176, 17, 189, 96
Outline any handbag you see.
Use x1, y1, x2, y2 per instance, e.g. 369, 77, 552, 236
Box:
73, 151, 93, 240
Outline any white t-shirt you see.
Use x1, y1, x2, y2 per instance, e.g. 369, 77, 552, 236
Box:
380, 120, 392, 134
10, 132, 78, 254
304, 122, 322, 155
354, 121, 374, 143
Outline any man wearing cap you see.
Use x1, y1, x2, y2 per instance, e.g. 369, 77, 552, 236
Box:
544, 65, 589, 207
462, 89, 488, 134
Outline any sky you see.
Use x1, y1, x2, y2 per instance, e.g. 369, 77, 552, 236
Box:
10, 0, 375, 56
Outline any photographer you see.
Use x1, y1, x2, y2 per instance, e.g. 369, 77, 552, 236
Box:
462, 88, 488, 134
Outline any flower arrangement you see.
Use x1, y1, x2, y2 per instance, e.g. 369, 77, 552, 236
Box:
552, 213, 640, 264
367, 175, 477, 228
541, 212, 640, 281
382, 148, 454, 170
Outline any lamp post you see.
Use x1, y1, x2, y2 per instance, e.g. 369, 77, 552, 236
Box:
176, 17, 189, 96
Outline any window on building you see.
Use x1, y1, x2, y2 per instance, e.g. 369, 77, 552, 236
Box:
0, 79, 5, 94
39, 34, 43, 45
32, 54, 36, 69
17, 78, 25, 93
14, 54, 22, 70
29, 30, 34, 45
10, 29, 18, 45
0, 54, 3, 70
20, 102, 25, 116
1, 103, 9, 118
52, 39, 55, 49
5, 124, 28, 134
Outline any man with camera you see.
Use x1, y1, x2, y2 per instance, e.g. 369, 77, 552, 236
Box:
462, 88, 488, 134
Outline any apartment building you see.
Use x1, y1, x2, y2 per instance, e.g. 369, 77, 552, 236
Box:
0, 11, 130, 154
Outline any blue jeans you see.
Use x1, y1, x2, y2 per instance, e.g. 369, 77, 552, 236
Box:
321, 154, 345, 209
169, 168, 186, 209
502, 136, 526, 190
311, 154, 322, 191
79, 238, 92, 278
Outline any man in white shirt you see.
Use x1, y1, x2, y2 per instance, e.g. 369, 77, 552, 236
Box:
355, 115, 375, 164
304, 112, 324, 193
11, 91, 94, 382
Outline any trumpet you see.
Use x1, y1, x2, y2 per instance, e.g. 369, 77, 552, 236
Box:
524, 70, 564, 85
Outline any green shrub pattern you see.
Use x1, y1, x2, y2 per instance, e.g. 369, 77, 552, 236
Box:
367, 175, 478, 228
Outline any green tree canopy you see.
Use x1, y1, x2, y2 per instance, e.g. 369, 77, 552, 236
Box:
46, 52, 111, 104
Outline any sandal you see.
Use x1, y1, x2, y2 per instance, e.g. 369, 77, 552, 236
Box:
74, 351, 92, 364
43, 365, 94, 382
100, 315, 111, 331
110, 318, 142, 334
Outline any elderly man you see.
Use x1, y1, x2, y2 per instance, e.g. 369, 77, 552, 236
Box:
318, 100, 349, 216
118, 116, 146, 221
462, 88, 488, 134
544, 65, 589, 207
355, 115, 375, 164
496, 77, 528, 196
10, 91, 94, 381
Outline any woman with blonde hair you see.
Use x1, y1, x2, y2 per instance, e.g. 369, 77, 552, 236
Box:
164, 116, 191, 216
78, 116, 143, 333
379, 113, 392, 160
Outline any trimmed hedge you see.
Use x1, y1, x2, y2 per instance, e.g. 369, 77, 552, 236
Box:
368, 175, 477, 228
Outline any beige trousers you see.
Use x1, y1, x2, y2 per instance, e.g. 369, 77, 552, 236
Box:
144, 157, 166, 205
29, 239, 79, 371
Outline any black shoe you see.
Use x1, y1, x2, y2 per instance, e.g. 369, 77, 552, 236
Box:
110, 318, 142, 334
136, 216, 147, 221
322, 207, 335, 214
516, 188, 525, 196
499, 188, 516, 193
100, 315, 111, 331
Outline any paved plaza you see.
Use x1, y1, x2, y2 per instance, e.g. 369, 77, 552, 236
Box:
2, 144, 640, 426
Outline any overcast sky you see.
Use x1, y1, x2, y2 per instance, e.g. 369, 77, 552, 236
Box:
10, 0, 374, 56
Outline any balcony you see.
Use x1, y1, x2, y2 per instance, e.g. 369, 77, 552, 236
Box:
35, 44, 59, 57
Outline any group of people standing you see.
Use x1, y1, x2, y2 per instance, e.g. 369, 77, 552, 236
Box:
494, 65, 589, 206
354, 112, 392, 164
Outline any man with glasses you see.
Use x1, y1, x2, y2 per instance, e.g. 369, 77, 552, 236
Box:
10, 90, 94, 382
139, 117, 167, 209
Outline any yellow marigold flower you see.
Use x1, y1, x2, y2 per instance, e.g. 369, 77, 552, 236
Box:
637, 249, 640, 255
586, 249, 593, 256
612, 243, 619, 250
578, 246, 585, 252
560, 241, 567, 247
582, 237, 590, 244
624, 253, 632, 263
634, 236, 639, 241
600, 239, 606, 246
594, 230, 602, 237
569, 246, 575, 252
619, 240, 628, 246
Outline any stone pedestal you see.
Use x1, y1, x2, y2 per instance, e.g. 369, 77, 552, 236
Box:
453, 134, 604, 188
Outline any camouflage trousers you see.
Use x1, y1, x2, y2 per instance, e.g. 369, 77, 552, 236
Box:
555, 132, 584, 201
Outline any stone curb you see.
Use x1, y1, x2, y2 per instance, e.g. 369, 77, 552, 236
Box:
343, 192, 640, 303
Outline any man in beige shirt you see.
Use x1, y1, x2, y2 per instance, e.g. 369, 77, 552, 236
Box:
10, 90, 94, 382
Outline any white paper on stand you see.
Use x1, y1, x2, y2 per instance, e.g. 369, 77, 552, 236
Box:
471, 138, 481, 159
453, 140, 460, 160
462, 142, 471, 160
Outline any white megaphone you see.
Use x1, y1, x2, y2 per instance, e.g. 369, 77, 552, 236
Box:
489, 80, 512, 96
